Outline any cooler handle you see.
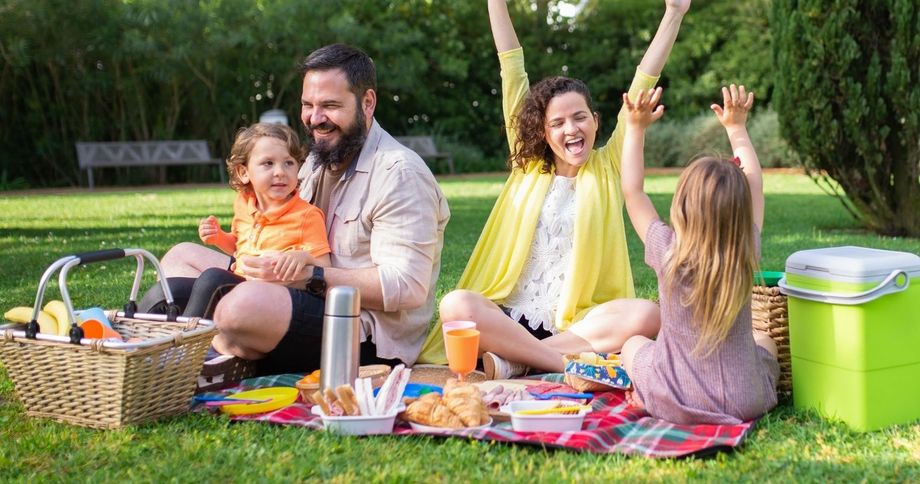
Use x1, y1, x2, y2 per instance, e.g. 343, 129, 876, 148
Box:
777, 269, 909, 306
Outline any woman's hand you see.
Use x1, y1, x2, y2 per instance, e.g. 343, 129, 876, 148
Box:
666, 0, 691, 16
623, 87, 665, 131
710, 84, 754, 130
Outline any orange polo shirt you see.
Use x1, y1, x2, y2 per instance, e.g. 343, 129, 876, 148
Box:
231, 191, 331, 277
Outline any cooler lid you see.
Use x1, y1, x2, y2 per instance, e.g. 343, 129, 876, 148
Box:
785, 246, 920, 280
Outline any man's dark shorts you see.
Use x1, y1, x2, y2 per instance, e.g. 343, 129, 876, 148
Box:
256, 288, 402, 376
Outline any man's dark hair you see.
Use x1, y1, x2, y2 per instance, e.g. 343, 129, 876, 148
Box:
300, 43, 377, 97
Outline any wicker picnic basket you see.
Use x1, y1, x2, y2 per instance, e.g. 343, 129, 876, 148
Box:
0, 249, 216, 429
752, 279, 792, 396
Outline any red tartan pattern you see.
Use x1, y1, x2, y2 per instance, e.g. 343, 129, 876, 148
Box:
211, 377, 754, 458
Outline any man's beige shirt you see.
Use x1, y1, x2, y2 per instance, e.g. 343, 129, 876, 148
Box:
299, 120, 450, 365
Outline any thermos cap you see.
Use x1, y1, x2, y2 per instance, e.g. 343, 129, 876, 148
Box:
325, 286, 361, 317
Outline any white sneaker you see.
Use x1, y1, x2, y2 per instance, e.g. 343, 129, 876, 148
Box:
482, 351, 528, 380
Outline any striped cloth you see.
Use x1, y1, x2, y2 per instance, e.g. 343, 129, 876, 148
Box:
203, 373, 755, 458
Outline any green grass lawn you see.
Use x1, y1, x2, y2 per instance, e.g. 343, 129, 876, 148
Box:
2, 173, 920, 481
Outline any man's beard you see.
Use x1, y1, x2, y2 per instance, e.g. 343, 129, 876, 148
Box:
306, 108, 367, 168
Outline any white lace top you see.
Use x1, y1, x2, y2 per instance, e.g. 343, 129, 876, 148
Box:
502, 175, 577, 334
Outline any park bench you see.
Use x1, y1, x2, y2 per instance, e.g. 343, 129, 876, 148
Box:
75, 140, 226, 189
394, 136, 455, 174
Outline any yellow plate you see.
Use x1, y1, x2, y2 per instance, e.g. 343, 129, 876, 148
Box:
219, 387, 299, 416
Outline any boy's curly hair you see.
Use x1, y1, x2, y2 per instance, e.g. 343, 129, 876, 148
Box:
227, 123, 306, 193
508, 76, 596, 173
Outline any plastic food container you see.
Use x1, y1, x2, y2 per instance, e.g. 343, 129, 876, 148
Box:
310, 404, 405, 436
778, 246, 920, 431
500, 400, 589, 432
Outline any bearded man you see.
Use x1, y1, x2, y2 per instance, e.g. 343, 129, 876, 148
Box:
141, 44, 450, 378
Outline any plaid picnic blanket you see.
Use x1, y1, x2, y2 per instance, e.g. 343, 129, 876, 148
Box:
203, 373, 755, 458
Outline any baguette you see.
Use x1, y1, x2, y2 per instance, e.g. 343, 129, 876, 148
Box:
312, 390, 331, 415
335, 384, 360, 416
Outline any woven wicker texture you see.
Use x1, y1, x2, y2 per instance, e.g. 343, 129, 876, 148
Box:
0, 315, 215, 429
752, 285, 791, 395
408, 364, 486, 386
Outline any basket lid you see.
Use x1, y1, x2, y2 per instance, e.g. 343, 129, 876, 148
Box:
785, 246, 920, 281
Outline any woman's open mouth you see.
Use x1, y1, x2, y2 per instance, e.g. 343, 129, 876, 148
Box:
565, 138, 585, 154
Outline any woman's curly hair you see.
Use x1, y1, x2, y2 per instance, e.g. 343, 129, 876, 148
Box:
508, 76, 596, 173
227, 122, 306, 193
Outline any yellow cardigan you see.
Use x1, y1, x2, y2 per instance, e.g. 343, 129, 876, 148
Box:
417, 48, 658, 364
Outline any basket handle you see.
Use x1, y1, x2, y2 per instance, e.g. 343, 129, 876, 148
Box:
777, 269, 909, 306
27, 248, 181, 343
73, 248, 128, 264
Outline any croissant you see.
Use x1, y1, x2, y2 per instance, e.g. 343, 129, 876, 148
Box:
405, 393, 465, 429
444, 385, 485, 427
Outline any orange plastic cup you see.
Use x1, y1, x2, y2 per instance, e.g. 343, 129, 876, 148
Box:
441, 321, 476, 360
445, 328, 480, 382
80, 320, 124, 341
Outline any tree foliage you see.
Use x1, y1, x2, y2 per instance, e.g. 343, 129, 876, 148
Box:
772, 0, 920, 237
1, 0, 780, 188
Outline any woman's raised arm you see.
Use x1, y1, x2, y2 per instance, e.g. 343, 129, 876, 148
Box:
488, 0, 521, 53
637, 0, 690, 77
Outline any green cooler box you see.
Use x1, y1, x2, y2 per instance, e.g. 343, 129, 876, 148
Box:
778, 246, 920, 431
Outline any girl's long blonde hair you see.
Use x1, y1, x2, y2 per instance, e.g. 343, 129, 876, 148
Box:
664, 157, 758, 357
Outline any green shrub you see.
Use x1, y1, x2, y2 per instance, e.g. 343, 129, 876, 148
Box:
644, 109, 799, 169
772, 0, 920, 237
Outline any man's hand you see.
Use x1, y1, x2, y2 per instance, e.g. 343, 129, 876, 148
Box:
273, 251, 315, 282
236, 254, 280, 282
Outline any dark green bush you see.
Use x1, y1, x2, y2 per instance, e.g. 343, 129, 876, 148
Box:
772, 0, 920, 237
0, 0, 780, 189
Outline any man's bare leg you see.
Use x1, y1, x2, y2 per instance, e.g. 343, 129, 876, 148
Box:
210, 280, 293, 360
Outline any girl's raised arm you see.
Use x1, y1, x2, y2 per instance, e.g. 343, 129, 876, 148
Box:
488, 0, 521, 53
711, 84, 763, 229
621, 87, 666, 243
638, 0, 690, 77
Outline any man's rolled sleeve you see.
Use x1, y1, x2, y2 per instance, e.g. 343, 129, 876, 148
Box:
371, 166, 441, 312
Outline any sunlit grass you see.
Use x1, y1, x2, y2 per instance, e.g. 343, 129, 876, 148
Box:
1, 173, 919, 481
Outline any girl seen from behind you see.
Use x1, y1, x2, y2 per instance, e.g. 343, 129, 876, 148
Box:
619, 85, 780, 424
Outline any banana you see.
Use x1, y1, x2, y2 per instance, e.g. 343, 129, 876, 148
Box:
43, 300, 73, 336
4, 306, 59, 335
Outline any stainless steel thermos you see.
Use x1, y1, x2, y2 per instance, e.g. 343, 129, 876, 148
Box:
319, 286, 361, 391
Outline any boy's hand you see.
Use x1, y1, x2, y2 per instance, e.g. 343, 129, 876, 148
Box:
273, 250, 314, 282
710, 84, 754, 130
623, 87, 665, 130
198, 215, 222, 244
